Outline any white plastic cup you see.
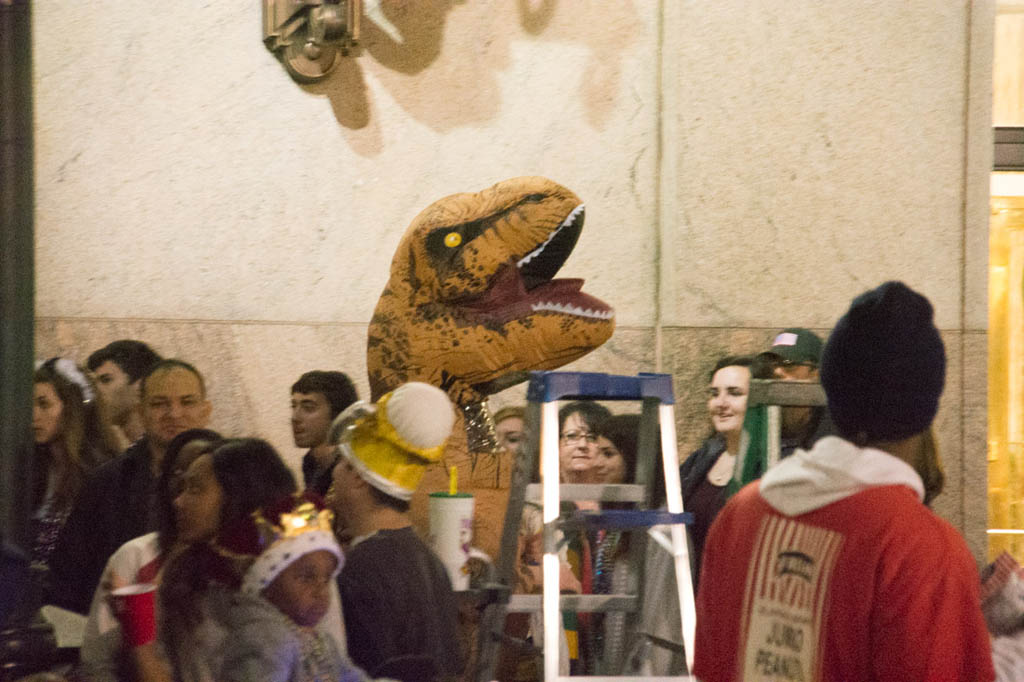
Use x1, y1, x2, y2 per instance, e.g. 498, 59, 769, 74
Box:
428, 492, 475, 591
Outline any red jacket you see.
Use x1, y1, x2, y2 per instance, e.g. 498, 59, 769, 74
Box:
693, 437, 994, 682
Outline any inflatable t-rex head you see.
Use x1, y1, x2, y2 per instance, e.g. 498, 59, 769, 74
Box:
367, 176, 615, 408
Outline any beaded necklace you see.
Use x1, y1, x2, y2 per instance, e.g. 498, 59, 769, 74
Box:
291, 620, 342, 682
587, 529, 624, 673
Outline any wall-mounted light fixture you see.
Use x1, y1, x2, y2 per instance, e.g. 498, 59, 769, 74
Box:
263, 0, 361, 83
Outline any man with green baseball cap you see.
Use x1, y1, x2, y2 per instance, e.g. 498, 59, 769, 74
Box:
755, 327, 833, 458
760, 327, 823, 374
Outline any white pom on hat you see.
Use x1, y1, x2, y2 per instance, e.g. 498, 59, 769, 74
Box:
384, 382, 455, 450
333, 382, 456, 500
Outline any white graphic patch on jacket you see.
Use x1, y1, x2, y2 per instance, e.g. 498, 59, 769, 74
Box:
739, 515, 844, 682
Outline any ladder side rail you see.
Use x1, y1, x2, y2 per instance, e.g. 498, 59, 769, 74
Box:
541, 399, 562, 682
635, 398, 662, 508
659, 403, 696, 675
472, 400, 543, 682
496, 400, 543, 588
766, 404, 782, 470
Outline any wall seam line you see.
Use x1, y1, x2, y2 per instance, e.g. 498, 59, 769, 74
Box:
959, 0, 975, 538
652, 0, 666, 373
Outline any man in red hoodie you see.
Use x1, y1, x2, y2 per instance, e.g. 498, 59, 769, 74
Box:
693, 281, 993, 682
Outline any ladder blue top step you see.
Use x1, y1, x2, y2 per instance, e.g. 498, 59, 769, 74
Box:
526, 371, 675, 404
560, 509, 693, 531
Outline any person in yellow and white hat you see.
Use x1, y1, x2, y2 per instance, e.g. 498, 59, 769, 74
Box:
325, 381, 465, 682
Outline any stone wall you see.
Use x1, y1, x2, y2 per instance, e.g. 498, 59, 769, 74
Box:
33, 1, 994, 559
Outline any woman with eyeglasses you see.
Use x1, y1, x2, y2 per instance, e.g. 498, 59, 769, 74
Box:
558, 401, 611, 485
679, 355, 753, 587
502, 401, 610, 679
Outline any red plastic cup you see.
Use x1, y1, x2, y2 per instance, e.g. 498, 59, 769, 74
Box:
111, 583, 158, 647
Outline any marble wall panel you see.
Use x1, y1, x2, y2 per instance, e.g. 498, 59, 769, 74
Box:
659, 0, 974, 330
963, 331, 990, 562
32, 1, 661, 328
29, 0, 993, 564
932, 331, 965, 534
965, 1, 996, 332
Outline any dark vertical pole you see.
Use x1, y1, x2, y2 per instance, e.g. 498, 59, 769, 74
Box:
0, 0, 35, 554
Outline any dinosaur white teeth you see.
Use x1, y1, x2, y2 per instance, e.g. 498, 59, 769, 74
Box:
516, 203, 585, 269
530, 301, 613, 320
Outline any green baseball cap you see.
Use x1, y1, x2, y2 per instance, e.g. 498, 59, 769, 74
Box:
762, 328, 823, 366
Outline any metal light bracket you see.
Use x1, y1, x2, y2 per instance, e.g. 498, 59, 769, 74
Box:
263, 0, 361, 83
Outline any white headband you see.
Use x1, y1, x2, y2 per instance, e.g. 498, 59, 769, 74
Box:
37, 357, 95, 403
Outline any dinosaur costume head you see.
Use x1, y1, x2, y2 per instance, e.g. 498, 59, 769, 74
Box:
367, 176, 615, 408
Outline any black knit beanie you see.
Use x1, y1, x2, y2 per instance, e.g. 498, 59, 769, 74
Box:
819, 281, 945, 443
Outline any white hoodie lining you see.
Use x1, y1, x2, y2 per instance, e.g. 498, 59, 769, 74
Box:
758, 436, 925, 516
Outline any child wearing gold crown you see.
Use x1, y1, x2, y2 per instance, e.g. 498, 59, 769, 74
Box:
213, 493, 374, 682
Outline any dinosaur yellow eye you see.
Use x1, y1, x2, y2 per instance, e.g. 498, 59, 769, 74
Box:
444, 232, 462, 248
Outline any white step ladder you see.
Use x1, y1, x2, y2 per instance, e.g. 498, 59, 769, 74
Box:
473, 371, 696, 682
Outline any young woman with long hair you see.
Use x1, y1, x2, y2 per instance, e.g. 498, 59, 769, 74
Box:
31, 357, 110, 572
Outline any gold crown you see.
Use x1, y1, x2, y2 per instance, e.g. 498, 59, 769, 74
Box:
254, 502, 335, 550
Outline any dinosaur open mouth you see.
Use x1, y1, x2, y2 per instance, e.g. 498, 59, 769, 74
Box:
457, 203, 613, 324
518, 203, 584, 290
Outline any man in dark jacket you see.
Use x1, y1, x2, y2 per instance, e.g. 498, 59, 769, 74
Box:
48, 359, 212, 613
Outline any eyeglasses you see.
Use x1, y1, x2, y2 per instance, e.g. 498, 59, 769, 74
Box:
561, 430, 598, 445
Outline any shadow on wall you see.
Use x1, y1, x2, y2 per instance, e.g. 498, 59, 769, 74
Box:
299, 0, 640, 154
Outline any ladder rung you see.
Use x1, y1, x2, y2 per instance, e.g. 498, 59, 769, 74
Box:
506, 594, 638, 613
748, 378, 826, 407
526, 371, 675, 404
562, 510, 692, 530
525, 483, 646, 503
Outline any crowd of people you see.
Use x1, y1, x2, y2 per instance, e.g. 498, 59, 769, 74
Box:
11, 279, 1015, 681
499, 282, 1004, 681
19, 343, 466, 681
